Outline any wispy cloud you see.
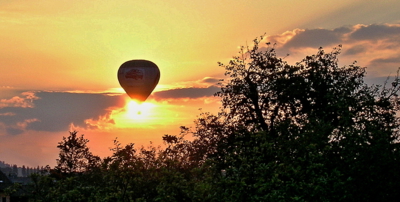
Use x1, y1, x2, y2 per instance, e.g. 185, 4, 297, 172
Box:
0, 91, 38, 108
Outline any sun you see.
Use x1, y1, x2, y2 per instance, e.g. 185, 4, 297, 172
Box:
125, 100, 155, 120
110, 99, 159, 128
111, 98, 186, 128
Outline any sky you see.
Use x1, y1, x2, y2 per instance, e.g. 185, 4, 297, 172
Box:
1, 0, 400, 167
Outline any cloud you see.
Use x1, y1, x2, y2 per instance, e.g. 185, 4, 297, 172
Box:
0, 84, 222, 135
281, 27, 350, 49
0, 91, 124, 135
152, 86, 220, 101
369, 56, 400, 69
151, 77, 222, 101
343, 45, 367, 56
157, 77, 222, 91
0, 91, 38, 108
6, 127, 24, 136
349, 24, 400, 42
0, 112, 16, 116
201, 77, 221, 85
260, 23, 400, 78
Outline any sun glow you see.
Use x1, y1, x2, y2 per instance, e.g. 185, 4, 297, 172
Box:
125, 100, 155, 120
108, 97, 200, 129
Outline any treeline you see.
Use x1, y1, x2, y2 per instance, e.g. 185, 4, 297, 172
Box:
12, 39, 400, 201
0, 161, 45, 178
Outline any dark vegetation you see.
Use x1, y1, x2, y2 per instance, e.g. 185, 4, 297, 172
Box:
13, 38, 400, 201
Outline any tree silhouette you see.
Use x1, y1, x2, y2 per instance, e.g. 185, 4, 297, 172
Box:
55, 131, 100, 174
193, 38, 400, 201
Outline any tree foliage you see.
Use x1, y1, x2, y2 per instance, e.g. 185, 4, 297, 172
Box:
205, 39, 400, 201
28, 38, 400, 201
55, 131, 100, 174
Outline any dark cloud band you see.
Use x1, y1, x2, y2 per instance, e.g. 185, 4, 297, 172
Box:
152, 86, 220, 100
0, 86, 221, 135
0, 92, 124, 134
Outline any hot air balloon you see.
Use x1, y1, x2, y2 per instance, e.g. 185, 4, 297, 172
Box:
118, 60, 160, 102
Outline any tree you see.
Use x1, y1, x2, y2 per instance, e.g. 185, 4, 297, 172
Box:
29, 132, 102, 201
191, 38, 400, 201
55, 131, 100, 174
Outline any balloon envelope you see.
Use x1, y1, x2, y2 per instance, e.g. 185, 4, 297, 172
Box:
118, 60, 160, 102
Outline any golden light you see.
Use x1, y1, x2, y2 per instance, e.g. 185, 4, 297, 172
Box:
108, 96, 199, 129
125, 100, 155, 120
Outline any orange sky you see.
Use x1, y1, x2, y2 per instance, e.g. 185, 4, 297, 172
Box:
1, 0, 400, 167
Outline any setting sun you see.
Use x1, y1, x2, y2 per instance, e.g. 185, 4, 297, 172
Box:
126, 100, 155, 120
108, 99, 157, 128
